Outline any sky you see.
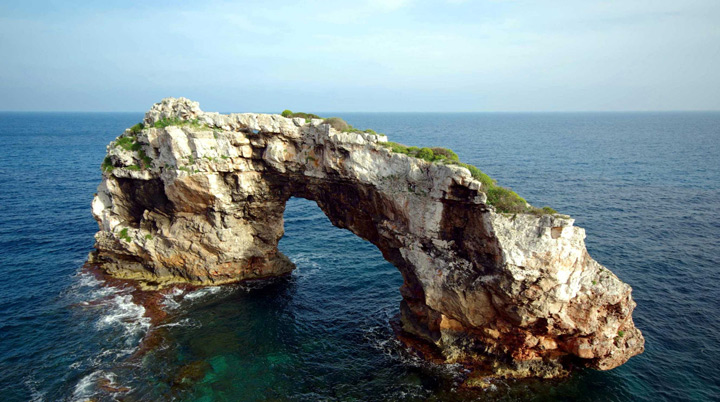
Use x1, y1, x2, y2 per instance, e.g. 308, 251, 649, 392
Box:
0, 0, 719, 112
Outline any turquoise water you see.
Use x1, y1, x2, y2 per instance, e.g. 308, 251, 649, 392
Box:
0, 112, 719, 401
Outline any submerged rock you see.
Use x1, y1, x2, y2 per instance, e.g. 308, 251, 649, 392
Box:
89, 97, 644, 378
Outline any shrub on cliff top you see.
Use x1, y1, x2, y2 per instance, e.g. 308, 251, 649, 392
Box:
381, 143, 451, 163
282, 110, 381, 135
323, 117, 349, 131
153, 117, 205, 129
431, 147, 459, 161
380, 141, 555, 215
280, 110, 321, 121
129, 122, 144, 134
416, 147, 434, 161
486, 186, 528, 214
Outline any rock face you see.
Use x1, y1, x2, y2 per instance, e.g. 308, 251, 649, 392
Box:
90, 97, 644, 378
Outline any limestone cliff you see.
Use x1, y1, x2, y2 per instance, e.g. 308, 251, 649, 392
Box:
89, 97, 644, 379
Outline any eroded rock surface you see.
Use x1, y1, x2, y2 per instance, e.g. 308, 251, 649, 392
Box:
90, 97, 644, 378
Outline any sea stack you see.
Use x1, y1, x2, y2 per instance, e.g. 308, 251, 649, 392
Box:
89, 97, 644, 379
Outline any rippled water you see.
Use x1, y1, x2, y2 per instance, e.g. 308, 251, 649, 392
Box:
0, 112, 718, 401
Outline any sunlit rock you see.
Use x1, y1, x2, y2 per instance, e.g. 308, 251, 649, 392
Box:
89, 97, 644, 379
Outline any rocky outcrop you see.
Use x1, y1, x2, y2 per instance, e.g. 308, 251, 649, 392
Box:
89, 97, 644, 379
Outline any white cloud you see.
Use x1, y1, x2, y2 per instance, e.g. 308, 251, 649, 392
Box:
0, 0, 719, 111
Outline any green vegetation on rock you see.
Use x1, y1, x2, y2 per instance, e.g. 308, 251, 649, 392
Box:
382, 142, 460, 163
281, 111, 382, 135
118, 228, 132, 242
137, 149, 152, 169
129, 122, 144, 134
279, 109, 321, 122
430, 147, 459, 161
101, 156, 114, 173
380, 141, 557, 215
322, 117, 379, 135
282, 110, 553, 215
322, 117, 349, 131
113, 134, 153, 170
153, 117, 206, 129
115, 136, 141, 151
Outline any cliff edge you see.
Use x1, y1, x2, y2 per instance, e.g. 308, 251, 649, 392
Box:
89, 97, 644, 379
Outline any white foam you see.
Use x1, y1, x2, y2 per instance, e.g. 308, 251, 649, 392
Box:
71, 370, 102, 401
184, 286, 223, 300
159, 286, 186, 311
67, 271, 145, 401
75, 272, 103, 289
162, 295, 181, 310
69, 272, 119, 301
157, 318, 200, 329
95, 294, 151, 346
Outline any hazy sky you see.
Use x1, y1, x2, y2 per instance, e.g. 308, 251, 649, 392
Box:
1, 0, 719, 112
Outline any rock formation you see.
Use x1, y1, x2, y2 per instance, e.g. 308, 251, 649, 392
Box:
89, 97, 644, 379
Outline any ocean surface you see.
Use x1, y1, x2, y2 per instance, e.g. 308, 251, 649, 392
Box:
0, 111, 719, 401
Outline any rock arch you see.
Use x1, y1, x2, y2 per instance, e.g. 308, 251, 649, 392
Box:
90, 98, 643, 379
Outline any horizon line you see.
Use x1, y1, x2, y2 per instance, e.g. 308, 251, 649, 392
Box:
1, 109, 719, 114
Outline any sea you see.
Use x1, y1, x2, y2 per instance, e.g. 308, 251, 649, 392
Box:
0, 111, 718, 401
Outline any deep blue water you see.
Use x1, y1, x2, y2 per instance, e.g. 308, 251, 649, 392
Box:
0, 111, 719, 401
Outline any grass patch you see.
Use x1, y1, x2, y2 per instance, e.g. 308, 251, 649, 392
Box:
528, 206, 558, 216
343, 126, 382, 135
380, 141, 557, 215
101, 156, 114, 173
145, 234, 153, 240
113, 132, 153, 170
381, 142, 461, 163
282, 110, 383, 135
280, 110, 321, 121
485, 186, 528, 214
118, 228, 132, 242
431, 147, 459, 161
129, 122, 144, 134
138, 149, 152, 168
115, 136, 141, 151
111, 133, 155, 171
153, 117, 206, 129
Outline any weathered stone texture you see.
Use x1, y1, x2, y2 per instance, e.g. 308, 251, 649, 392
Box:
90, 97, 644, 378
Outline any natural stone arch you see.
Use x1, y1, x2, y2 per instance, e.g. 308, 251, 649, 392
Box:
90, 98, 644, 380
